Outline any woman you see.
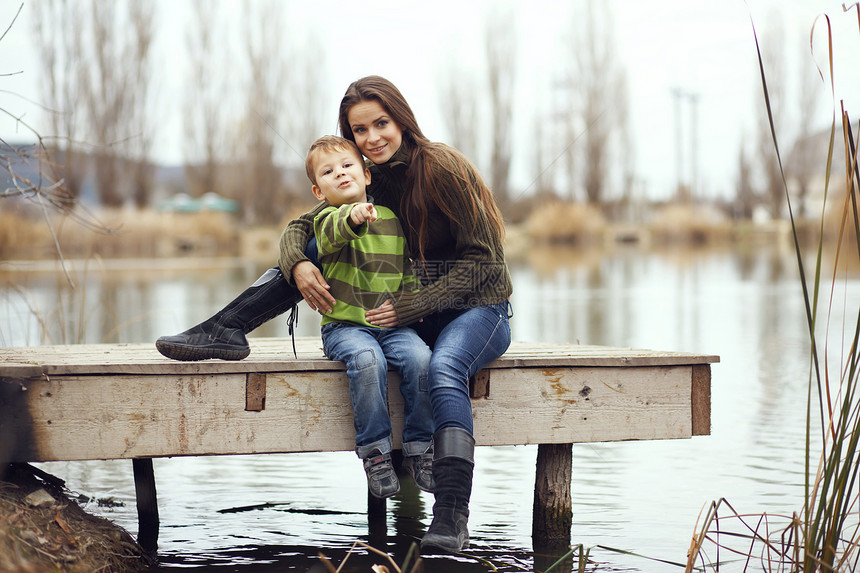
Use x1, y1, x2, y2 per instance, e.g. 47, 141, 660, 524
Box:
157, 76, 512, 552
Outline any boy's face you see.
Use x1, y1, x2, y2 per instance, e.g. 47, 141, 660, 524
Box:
311, 148, 371, 206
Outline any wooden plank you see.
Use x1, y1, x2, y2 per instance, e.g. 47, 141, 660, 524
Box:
13, 363, 698, 462
471, 366, 694, 446
0, 339, 720, 377
691, 364, 711, 436
13, 370, 406, 462
15, 372, 349, 460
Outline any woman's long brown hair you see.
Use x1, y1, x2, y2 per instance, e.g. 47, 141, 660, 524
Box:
338, 75, 505, 262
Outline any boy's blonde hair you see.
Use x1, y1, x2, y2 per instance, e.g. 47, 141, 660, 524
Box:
305, 135, 365, 186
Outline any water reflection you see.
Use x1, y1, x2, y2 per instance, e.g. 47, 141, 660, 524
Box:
4, 244, 859, 571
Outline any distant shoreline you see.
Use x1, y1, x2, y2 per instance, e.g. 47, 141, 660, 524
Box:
0, 256, 247, 273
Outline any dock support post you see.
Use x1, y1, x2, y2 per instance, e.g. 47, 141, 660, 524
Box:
532, 443, 572, 550
367, 490, 386, 518
367, 488, 387, 542
132, 458, 159, 552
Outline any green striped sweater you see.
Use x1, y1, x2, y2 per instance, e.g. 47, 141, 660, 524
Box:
314, 203, 420, 327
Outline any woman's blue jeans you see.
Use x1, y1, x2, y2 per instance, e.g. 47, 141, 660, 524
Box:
413, 302, 513, 434
321, 322, 434, 459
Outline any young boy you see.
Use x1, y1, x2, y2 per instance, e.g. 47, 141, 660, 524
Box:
304, 135, 434, 499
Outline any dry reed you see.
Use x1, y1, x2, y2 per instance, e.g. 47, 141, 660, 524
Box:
0, 207, 243, 260
686, 6, 860, 572
650, 203, 733, 244
525, 200, 606, 244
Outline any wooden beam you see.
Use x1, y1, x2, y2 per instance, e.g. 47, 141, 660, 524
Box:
691, 364, 711, 436
471, 366, 694, 446
245, 373, 266, 412
470, 370, 490, 399
13, 364, 707, 462
3, 340, 716, 463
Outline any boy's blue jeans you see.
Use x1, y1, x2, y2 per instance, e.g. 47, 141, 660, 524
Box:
321, 322, 434, 459
413, 302, 513, 435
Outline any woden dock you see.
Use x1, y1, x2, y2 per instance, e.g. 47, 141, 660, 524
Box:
0, 338, 718, 551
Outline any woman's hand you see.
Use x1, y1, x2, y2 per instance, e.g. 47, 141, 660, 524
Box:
292, 260, 336, 313
366, 299, 399, 327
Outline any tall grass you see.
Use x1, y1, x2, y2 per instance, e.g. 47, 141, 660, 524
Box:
686, 6, 860, 572
0, 207, 241, 260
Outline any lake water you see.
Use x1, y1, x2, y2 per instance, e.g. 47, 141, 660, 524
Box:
1, 242, 856, 572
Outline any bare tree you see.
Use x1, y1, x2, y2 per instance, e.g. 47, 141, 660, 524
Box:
284, 33, 329, 166
76, 0, 155, 208
126, 1, 155, 208
81, 0, 128, 207
569, 2, 625, 206
33, 0, 155, 210
754, 19, 787, 220
790, 31, 822, 219
521, 84, 555, 202
735, 139, 755, 219
184, 0, 226, 199
240, 0, 287, 226
7, 3, 114, 273
485, 9, 516, 212
520, 76, 565, 201
438, 60, 480, 167
552, 75, 578, 200
32, 0, 86, 205
616, 73, 635, 212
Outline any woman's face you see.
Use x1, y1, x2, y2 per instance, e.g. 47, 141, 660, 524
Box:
347, 100, 403, 164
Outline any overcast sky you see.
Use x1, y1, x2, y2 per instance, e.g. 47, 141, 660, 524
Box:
2, 0, 858, 202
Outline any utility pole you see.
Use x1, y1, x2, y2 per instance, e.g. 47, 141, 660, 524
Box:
688, 91, 700, 202
672, 87, 685, 201
670, 87, 700, 203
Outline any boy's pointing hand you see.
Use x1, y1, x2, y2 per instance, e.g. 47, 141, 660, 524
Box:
350, 203, 378, 226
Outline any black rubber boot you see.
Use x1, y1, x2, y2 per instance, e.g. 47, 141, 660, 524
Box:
420, 427, 475, 553
155, 267, 301, 361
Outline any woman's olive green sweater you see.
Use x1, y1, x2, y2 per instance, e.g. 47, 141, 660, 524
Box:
279, 142, 512, 327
